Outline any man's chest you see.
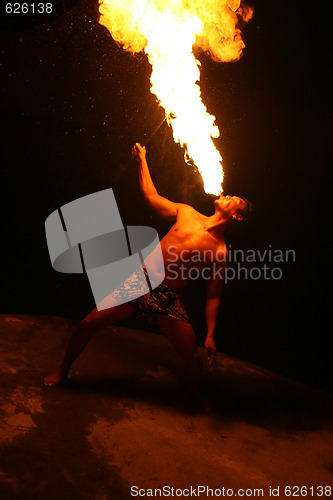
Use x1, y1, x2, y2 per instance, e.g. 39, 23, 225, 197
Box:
170, 220, 218, 255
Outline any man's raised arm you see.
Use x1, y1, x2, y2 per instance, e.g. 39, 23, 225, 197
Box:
132, 143, 180, 221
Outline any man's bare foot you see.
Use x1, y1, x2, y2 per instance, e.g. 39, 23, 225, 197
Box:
43, 365, 68, 387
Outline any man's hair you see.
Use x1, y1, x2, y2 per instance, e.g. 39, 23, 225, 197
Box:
238, 198, 254, 221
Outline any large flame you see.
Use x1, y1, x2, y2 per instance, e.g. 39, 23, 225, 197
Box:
99, 0, 252, 195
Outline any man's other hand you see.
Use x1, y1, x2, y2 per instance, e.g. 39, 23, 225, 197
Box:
204, 338, 217, 366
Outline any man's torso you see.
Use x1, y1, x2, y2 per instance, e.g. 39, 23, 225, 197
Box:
145, 204, 227, 288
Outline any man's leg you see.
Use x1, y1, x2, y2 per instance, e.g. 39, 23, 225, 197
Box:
157, 315, 210, 409
44, 300, 135, 387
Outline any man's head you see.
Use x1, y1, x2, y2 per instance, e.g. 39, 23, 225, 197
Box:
214, 195, 253, 223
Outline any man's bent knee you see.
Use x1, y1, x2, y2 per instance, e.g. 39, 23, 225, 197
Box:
80, 316, 95, 329
81, 309, 102, 327
81, 302, 134, 329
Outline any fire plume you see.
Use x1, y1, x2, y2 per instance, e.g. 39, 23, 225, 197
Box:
99, 0, 252, 195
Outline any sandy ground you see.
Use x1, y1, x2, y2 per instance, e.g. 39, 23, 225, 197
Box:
0, 314, 332, 499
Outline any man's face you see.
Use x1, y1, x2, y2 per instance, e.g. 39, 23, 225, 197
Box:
214, 195, 247, 221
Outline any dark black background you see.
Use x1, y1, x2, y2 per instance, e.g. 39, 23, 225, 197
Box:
1, 0, 331, 391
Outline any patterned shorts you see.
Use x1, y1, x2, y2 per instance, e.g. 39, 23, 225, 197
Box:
109, 267, 190, 325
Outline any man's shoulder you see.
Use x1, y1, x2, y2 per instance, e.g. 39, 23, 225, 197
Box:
176, 203, 206, 218
174, 203, 198, 219
176, 203, 195, 212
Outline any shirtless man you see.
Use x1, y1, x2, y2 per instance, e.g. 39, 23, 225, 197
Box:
44, 143, 251, 404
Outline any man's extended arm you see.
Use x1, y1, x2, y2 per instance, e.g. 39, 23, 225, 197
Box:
204, 262, 225, 365
132, 143, 180, 221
